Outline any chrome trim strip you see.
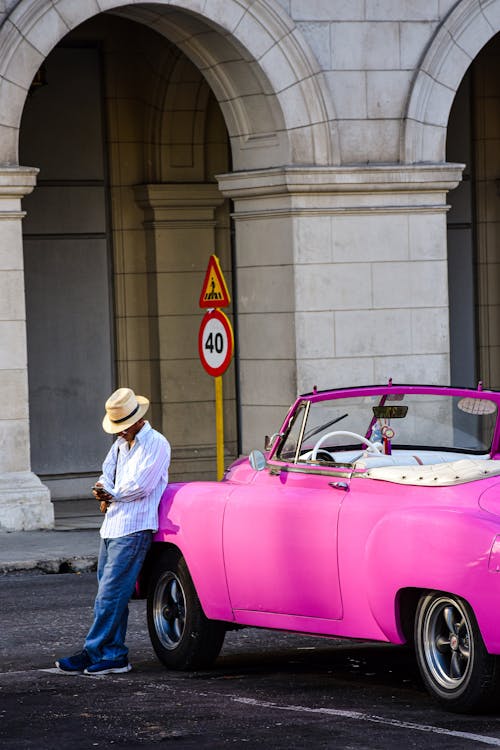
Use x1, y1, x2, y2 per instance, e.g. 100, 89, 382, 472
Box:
267, 462, 355, 479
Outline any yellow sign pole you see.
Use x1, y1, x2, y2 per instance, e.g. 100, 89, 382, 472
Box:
215, 375, 224, 480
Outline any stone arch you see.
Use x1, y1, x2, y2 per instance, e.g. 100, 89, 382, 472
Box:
146, 53, 218, 183
0, 0, 337, 169
403, 0, 500, 164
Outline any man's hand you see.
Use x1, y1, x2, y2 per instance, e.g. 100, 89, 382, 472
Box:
93, 482, 113, 512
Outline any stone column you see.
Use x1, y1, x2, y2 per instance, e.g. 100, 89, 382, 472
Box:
0, 167, 53, 530
218, 164, 464, 453
134, 183, 236, 481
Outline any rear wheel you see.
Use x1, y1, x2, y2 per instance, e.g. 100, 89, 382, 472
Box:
414, 592, 500, 712
147, 547, 226, 669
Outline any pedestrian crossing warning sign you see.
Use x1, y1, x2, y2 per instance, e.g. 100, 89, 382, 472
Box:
199, 254, 231, 308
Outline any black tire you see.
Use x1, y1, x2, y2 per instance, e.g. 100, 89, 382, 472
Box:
147, 547, 226, 670
414, 592, 500, 712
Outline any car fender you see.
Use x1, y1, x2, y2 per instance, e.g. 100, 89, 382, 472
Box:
151, 481, 235, 622
364, 505, 500, 647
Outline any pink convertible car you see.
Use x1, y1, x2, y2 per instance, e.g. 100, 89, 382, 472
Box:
140, 382, 500, 713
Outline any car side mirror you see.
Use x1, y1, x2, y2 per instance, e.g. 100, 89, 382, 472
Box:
249, 449, 266, 471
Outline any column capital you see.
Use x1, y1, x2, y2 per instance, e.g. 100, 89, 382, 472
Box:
217, 163, 465, 198
134, 182, 224, 227
0, 165, 39, 198
217, 163, 465, 219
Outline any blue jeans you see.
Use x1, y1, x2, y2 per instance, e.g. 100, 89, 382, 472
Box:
84, 530, 153, 663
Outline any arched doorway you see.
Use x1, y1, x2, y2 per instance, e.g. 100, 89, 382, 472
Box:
19, 13, 236, 498
447, 33, 500, 390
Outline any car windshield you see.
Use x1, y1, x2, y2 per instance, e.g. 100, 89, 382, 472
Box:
276, 393, 497, 464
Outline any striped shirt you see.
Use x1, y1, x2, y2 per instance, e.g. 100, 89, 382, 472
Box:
98, 421, 171, 539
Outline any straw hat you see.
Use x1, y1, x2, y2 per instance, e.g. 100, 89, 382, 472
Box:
102, 387, 149, 434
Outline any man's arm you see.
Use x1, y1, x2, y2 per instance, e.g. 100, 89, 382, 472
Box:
93, 442, 119, 504
107, 436, 170, 503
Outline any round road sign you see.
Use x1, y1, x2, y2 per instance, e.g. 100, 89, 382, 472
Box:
198, 309, 234, 377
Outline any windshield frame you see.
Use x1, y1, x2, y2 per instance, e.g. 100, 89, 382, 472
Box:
268, 384, 500, 465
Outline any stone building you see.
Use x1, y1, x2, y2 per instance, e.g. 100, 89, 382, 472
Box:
0, 0, 498, 529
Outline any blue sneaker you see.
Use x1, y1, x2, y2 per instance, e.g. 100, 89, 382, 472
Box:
55, 650, 92, 673
84, 658, 131, 675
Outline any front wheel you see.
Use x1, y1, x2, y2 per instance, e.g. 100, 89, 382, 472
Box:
414, 592, 500, 712
147, 547, 226, 670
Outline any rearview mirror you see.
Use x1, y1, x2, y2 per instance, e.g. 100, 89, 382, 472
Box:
373, 405, 408, 419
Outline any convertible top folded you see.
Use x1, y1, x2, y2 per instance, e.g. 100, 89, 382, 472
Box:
360, 458, 500, 486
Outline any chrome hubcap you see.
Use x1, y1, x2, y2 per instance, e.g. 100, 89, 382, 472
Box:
153, 572, 186, 650
422, 597, 472, 690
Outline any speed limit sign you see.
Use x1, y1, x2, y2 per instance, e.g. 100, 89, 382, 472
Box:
198, 309, 234, 377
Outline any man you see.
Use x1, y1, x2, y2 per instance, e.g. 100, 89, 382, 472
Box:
55, 387, 171, 675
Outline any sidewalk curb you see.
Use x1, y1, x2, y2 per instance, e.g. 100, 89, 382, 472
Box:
0, 556, 98, 576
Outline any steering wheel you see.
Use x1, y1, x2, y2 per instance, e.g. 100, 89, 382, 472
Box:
300, 448, 335, 462
311, 430, 382, 461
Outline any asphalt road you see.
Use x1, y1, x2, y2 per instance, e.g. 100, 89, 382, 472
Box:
2, 573, 500, 749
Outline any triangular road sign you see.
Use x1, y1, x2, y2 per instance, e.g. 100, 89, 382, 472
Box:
199, 254, 231, 308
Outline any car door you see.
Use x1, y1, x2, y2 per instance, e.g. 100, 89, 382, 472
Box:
222, 461, 347, 621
